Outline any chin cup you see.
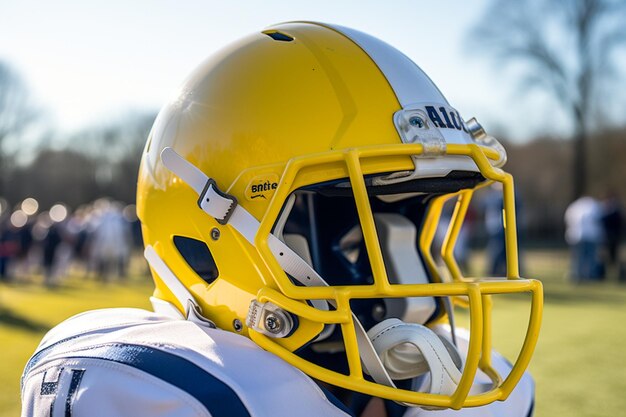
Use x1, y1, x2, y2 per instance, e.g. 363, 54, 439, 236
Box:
366, 318, 463, 396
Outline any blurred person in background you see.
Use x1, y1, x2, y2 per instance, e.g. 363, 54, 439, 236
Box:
88, 199, 132, 280
564, 195, 604, 282
30, 212, 52, 277
123, 204, 144, 251
600, 190, 623, 281
434, 199, 474, 274
68, 206, 92, 275
484, 183, 507, 276
0, 209, 30, 281
2, 210, 36, 281
482, 184, 526, 277
13, 216, 35, 278
42, 213, 62, 287
37, 203, 72, 286
50, 205, 76, 281
12, 198, 39, 278
0, 217, 20, 280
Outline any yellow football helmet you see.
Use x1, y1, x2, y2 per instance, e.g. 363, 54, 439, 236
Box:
137, 21, 542, 409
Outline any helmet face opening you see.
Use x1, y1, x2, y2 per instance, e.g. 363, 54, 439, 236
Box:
227, 143, 542, 408
273, 171, 486, 334
137, 21, 542, 410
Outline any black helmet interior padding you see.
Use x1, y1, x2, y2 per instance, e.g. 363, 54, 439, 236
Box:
282, 170, 482, 377
285, 170, 483, 283
280, 170, 482, 328
311, 171, 485, 198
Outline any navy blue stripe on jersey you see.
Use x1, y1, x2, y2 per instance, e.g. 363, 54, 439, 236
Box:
76, 343, 251, 417
22, 334, 84, 391
22, 319, 166, 390
32, 343, 251, 417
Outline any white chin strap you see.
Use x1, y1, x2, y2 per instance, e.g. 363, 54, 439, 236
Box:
144, 245, 216, 329
158, 147, 464, 405
366, 318, 462, 395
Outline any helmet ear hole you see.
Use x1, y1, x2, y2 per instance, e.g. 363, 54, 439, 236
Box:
173, 236, 219, 284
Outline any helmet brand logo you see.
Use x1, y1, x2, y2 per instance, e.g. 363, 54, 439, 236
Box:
245, 174, 279, 201
424, 105, 468, 133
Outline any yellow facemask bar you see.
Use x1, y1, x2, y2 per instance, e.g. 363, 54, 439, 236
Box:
243, 141, 542, 409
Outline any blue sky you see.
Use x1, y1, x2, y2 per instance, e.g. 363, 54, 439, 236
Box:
1, 0, 624, 141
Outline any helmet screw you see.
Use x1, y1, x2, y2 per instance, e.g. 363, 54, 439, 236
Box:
409, 116, 425, 128
264, 313, 282, 334
233, 318, 243, 332
210, 227, 220, 241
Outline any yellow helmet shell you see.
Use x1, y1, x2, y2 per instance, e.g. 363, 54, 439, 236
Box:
139, 21, 419, 343
137, 21, 542, 409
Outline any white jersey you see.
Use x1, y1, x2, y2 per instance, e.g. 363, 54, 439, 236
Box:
21, 308, 534, 417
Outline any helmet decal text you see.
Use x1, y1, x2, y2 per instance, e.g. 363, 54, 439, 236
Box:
425, 105, 468, 132
245, 174, 280, 201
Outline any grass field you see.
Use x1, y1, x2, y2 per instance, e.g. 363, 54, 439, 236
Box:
2, 249, 626, 417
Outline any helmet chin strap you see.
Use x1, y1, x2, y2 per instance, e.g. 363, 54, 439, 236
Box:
144, 245, 216, 329
366, 319, 462, 395
352, 317, 465, 408
159, 147, 465, 406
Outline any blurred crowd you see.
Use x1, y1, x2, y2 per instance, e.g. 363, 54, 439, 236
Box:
0, 197, 143, 286
434, 185, 624, 283
1, 188, 623, 287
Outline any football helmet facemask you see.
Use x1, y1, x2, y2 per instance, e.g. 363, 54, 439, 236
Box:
137, 22, 542, 409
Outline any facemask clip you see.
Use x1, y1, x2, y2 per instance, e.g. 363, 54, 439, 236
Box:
394, 109, 447, 157
465, 117, 507, 168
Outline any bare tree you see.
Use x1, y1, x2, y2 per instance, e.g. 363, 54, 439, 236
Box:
10, 149, 98, 209
0, 61, 38, 196
472, 0, 626, 198
65, 112, 156, 203
4, 111, 154, 208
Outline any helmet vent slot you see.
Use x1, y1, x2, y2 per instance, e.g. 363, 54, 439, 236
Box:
263, 31, 294, 42
173, 236, 219, 284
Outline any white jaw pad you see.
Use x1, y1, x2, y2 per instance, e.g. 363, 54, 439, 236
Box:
367, 318, 462, 395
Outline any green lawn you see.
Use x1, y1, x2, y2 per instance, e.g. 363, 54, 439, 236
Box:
0, 275, 153, 417
1, 250, 625, 416
473, 250, 626, 416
